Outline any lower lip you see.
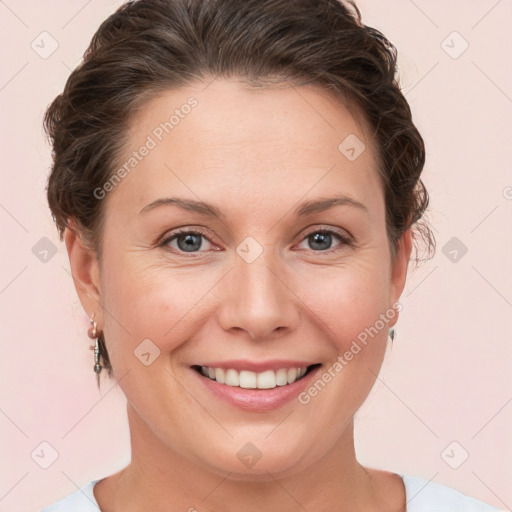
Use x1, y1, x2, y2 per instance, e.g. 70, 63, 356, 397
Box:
191, 366, 321, 412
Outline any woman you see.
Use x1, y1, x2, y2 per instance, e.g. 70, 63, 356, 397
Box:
40, 0, 503, 510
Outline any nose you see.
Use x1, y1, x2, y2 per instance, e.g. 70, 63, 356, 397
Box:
217, 250, 301, 341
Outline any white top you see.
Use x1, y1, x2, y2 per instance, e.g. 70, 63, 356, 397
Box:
40, 473, 505, 511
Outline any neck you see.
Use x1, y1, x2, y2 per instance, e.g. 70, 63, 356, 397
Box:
102, 403, 383, 512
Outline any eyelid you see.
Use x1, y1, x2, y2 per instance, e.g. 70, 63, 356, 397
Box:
300, 224, 351, 240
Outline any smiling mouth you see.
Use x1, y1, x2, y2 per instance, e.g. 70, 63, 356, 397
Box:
192, 364, 321, 390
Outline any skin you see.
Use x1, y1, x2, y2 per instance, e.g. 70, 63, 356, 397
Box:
66, 78, 412, 512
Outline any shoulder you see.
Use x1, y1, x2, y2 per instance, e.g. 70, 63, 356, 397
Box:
39, 479, 101, 511
400, 474, 506, 512
39, 473, 505, 511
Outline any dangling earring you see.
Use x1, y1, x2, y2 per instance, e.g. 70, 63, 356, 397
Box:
87, 313, 102, 376
389, 327, 396, 342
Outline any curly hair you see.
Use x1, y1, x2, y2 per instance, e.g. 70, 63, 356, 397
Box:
44, 0, 435, 379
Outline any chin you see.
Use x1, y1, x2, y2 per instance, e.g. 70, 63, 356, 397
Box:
189, 435, 314, 481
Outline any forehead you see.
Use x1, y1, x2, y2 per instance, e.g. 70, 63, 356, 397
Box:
106, 79, 382, 219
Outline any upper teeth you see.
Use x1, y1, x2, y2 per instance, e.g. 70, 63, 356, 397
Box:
200, 366, 308, 389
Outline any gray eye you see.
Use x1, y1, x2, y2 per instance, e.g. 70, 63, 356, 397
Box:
164, 231, 213, 253
308, 232, 334, 251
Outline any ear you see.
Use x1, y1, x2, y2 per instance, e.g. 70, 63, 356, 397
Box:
388, 229, 413, 326
64, 218, 103, 326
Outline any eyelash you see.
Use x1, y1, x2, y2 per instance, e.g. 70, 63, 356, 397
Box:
159, 226, 353, 255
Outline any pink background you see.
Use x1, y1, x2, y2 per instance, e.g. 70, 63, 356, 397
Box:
0, 1, 511, 510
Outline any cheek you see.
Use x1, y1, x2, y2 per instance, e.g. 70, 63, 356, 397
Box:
289, 264, 392, 444
99, 252, 222, 369
298, 259, 391, 353
295, 260, 392, 408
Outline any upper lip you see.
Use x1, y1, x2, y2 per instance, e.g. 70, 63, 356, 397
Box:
193, 360, 319, 372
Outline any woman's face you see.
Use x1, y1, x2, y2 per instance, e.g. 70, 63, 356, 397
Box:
70, 78, 411, 478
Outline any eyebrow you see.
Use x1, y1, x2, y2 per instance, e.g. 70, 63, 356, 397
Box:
138, 194, 368, 219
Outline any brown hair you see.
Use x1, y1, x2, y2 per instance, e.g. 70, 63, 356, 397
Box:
44, 0, 435, 379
